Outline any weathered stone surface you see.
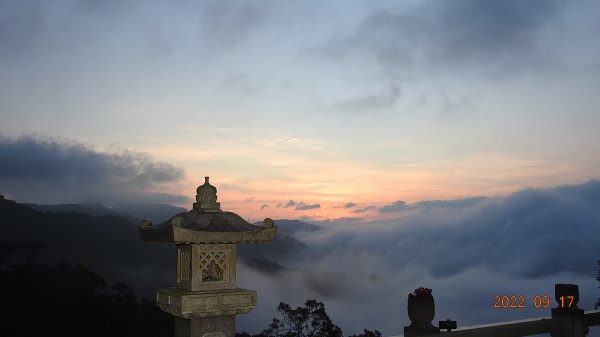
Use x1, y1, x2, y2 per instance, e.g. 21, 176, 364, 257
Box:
176, 244, 237, 292
156, 288, 256, 319
193, 177, 221, 212
175, 316, 234, 337
139, 218, 276, 244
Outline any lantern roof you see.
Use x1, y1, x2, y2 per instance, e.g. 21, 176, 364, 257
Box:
138, 177, 276, 244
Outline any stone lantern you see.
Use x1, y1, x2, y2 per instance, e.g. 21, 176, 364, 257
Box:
139, 177, 276, 337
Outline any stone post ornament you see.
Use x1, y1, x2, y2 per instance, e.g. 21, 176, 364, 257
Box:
139, 177, 276, 337
551, 284, 589, 337
404, 287, 440, 336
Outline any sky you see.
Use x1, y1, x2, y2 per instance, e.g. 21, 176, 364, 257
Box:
1, 2, 599, 336
2, 0, 600, 222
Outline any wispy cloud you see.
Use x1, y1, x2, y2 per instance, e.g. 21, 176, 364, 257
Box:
295, 201, 321, 211
330, 81, 401, 111
268, 200, 320, 211
378, 200, 407, 213
335, 202, 357, 209
351, 205, 377, 213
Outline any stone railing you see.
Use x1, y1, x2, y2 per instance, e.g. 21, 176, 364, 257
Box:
394, 284, 600, 337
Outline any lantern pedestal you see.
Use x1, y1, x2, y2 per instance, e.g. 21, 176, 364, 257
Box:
156, 288, 257, 319
175, 317, 234, 337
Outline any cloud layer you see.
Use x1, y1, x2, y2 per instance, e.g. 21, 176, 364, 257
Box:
0, 135, 186, 205
238, 180, 600, 335
324, 0, 566, 80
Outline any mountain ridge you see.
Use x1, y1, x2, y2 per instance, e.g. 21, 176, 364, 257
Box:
0, 196, 319, 299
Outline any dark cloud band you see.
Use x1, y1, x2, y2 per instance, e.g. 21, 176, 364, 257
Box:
0, 135, 185, 205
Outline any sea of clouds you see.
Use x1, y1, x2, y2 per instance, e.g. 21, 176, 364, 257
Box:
237, 181, 600, 336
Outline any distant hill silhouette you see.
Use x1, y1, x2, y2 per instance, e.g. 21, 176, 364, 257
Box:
0, 196, 175, 299
0, 196, 318, 299
110, 202, 187, 224
21, 201, 187, 225
24, 202, 117, 217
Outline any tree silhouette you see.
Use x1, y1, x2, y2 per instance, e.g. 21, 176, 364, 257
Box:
1, 262, 172, 337
254, 299, 381, 337
347, 330, 382, 337
258, 300, 343, 337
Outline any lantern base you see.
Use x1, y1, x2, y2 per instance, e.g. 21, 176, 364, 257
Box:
175, 316, 234, 337
156, 287, 256, 319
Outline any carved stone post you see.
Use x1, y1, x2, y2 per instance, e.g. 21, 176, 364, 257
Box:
551, 284, 589, 337
139, 177, 276, 337
404, 287, 440, 337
